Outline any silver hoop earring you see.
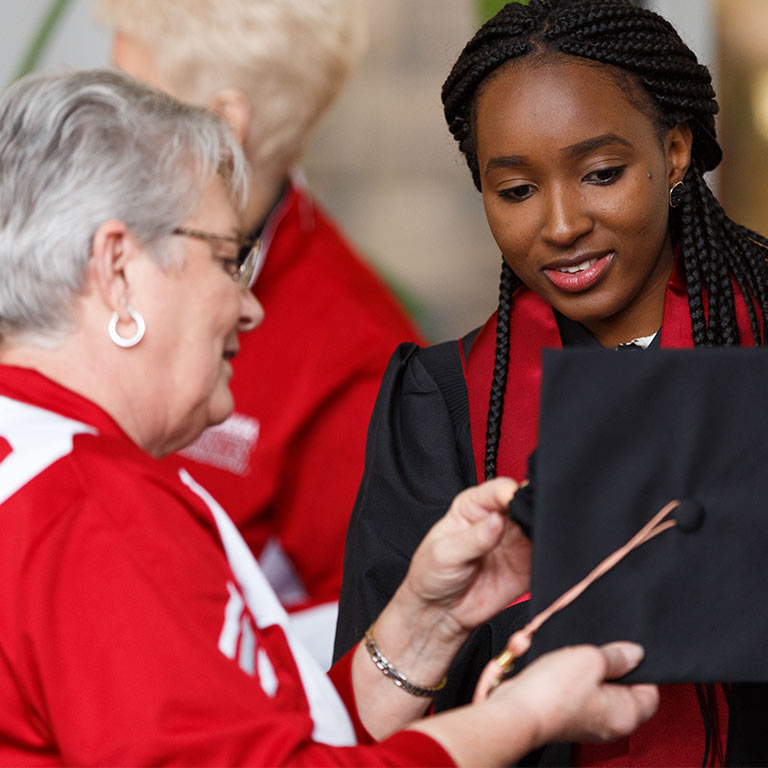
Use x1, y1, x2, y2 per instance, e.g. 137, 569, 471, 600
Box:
108, 307, 146, 348
669, 181, 686, 208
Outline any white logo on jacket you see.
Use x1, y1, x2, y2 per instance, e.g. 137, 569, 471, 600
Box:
178, 413, 259, 474
218, 580, 278, 694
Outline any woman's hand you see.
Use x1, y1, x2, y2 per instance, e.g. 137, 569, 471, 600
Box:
408, 641, 658, 768
488, 642, 659, 745
401, 477, 531, 637
351, 478, 531, 739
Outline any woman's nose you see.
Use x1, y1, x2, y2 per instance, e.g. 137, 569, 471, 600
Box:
540, 186, 593, 246
239, 289, 264, 333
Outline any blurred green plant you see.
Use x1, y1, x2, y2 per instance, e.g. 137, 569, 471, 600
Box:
11, 0, 73, 83
476, 0, 529, 25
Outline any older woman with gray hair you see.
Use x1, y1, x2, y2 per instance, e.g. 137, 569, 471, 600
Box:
0, 69, 656, 766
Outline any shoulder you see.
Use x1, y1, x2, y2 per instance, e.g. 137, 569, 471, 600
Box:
6, 433, 232, 652
363, 339, 476, 488
383, 338, 472, 412
1, 432, 197, 628
6, 423, 208, 562
376, 340, 457, 404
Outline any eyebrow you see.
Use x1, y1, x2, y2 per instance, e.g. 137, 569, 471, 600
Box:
485, 133, 633, 175
562, 133, 633, 159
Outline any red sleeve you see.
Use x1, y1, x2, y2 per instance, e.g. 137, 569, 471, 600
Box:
327, 648, 455, 767
327, 645, 374, 743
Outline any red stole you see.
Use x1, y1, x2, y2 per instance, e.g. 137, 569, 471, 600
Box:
462, 261, 757, 766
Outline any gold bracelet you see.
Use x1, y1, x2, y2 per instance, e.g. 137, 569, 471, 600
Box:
364, 624, 447, 697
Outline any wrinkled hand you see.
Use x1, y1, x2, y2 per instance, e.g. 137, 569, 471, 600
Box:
402, 478, 531, 635
489, 642, 659, 745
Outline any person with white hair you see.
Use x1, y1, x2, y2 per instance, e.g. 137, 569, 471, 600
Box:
94, 0, 425, 667
0, 68, 657, 767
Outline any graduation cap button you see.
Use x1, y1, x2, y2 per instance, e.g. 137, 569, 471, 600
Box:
671, 499, 705, 533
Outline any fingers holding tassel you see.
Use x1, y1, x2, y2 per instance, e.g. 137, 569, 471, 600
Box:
473, 630, 532, 703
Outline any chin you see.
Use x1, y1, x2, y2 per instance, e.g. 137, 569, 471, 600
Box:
549, 289, 625, 322
206, 388, 235, 428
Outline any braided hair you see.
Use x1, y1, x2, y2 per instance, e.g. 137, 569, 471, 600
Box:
442, 0, 768, 482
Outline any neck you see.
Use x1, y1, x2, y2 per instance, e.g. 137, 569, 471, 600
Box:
0, 331, 163, 456
242, 169, 288, 235
586, 313, 663, 349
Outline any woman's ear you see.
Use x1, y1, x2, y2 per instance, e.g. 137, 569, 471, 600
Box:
89, 220, 134, 318
208, 88, 252, 147
666, 123, 694, 186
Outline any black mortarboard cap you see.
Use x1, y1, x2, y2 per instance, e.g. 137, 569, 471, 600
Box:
525, 348, 768, 683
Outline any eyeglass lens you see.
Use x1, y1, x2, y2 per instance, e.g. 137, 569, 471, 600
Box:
238, 242, 260, 289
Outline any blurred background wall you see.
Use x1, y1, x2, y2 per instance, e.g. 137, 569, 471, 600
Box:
716, 0, 768, 239
3, 0, 763, 343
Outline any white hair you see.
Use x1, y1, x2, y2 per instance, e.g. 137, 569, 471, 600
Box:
0, 68, 248, 338
95, 0, 368, 183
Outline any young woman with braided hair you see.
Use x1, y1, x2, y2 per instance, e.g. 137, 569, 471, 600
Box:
335, 0, 768, 765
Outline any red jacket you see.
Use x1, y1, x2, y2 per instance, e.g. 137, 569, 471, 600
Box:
0, 364, 450, 766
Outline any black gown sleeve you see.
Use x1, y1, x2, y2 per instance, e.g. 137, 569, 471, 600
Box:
333, 341, 476, 663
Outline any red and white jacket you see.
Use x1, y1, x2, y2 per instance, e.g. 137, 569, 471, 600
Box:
0, 365, 449, 766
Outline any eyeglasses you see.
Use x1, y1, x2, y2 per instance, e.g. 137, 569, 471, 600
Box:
172, 227, 261, 289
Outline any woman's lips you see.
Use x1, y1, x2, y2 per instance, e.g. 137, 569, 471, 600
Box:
543, 252, 614, 293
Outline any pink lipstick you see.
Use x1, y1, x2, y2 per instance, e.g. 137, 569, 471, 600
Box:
543, 252, 614, 293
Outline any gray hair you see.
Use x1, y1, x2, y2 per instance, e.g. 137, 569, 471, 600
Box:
0, 68, 248, 339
